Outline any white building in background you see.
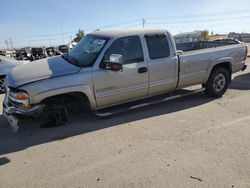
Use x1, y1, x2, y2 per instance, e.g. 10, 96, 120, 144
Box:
174, 30, 204, 44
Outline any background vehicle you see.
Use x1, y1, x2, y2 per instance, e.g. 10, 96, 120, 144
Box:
58, 45, 69, 54
45, 47, 58, 57
2, 29, 248, 131
0, 55, 21, 93
29, 47, 47, 61
0, 50, 6, 56
15, 49, 29, 61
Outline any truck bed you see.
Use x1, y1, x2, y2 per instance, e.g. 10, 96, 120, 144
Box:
176, 43, 247, 88
176, 41, 239, 52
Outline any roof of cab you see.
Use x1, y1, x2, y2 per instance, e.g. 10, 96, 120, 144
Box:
90, 28, 168, 38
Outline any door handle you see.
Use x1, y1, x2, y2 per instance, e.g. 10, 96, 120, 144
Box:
138, 67, 148, 73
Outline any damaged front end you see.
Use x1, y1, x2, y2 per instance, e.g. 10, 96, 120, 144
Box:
3, 87, 45, 132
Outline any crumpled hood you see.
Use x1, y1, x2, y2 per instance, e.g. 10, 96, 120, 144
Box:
6, 56, 80, 88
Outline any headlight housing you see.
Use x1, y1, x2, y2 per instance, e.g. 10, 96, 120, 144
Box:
9, 89, 31, 110
14, 92, 29, 100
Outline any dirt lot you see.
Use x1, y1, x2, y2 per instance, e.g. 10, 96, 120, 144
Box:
0, 59, 250, 188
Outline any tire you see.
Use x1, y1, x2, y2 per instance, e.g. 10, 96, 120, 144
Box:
204, 67, 230, 97
0, 75, 6, 94
40, 102, 69, 128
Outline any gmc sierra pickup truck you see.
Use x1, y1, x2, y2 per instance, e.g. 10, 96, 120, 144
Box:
3, 29, 248, 132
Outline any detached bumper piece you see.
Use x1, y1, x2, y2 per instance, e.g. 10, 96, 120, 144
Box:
242, 64, 248, 71
3, 111, 20, 133
3, 96, 45, 132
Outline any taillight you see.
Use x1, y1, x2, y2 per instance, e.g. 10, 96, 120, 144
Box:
245, 46, 248, 60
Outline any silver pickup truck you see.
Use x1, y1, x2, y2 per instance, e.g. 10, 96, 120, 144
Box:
3, 29, 248, 131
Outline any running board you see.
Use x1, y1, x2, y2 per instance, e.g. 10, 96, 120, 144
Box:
95, 88, 205, 117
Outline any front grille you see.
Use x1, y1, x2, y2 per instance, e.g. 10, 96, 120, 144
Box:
9, 99, 22, 108
6, 88, 22, 108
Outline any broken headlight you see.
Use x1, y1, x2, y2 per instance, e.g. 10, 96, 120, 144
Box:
9, 89, 31, 110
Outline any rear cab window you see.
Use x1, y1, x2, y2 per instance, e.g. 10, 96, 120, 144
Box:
145, 34, 170, 59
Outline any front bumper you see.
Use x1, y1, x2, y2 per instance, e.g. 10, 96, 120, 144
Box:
3, 95, 45, 132
3, 95, 45, 117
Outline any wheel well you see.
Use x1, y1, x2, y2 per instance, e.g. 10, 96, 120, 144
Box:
42, 92, 91, 111
212, 62, 232, 81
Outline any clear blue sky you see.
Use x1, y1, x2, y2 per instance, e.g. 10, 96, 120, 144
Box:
0, 0, 249, 48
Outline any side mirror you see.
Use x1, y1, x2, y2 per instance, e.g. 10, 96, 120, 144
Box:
100, 54, 123, 71
176, 50, 184, 55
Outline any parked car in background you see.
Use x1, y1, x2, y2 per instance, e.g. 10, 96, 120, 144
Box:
29, 47, 47, 61
46, 47, 58, 57
15, 49, 29, 61
58, 45, 69, 54
0, 55, 21, 93
0, 50, 6, 56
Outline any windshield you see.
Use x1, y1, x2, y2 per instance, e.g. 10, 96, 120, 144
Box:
63, 35, 109, 67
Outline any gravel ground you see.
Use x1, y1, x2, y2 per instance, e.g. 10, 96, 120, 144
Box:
0, 59, 250, 188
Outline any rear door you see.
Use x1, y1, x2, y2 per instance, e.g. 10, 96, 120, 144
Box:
93, 36, 149, 108
145, 34, 178, 95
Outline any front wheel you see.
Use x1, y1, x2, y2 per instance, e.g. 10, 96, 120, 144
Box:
204, 67, 230, 97
0, 75, 6, 94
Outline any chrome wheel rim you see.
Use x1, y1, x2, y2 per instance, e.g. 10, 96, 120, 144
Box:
0, 77, 5, 93
213, 73, 226, 93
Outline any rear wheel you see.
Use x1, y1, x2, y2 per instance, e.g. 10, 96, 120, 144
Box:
0, 75, 6, 94
204, 67, 230, 97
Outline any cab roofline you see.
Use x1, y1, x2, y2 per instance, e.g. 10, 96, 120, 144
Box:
89, 28, 169, 38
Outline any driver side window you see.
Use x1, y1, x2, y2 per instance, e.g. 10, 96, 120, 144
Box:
104, 36, 144, 64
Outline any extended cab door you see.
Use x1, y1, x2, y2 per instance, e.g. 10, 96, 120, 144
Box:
145, 34, 178, 95
93, 36, 149, 108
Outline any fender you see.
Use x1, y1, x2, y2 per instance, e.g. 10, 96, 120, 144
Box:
31, 84, 97, 110
203, 57, 233, 83
20, 78, 97, 110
